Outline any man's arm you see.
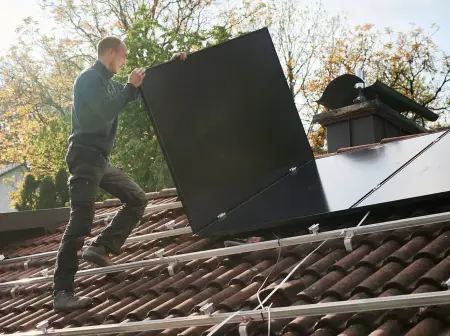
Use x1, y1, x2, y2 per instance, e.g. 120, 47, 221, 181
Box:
115, 80, 140, 102
77, 71, 138, 122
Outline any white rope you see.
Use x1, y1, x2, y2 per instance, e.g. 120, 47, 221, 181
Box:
205, 310, 241, 336
256, 211, 371, 310
255, 234, 281, 336
267, 303, 273, 336
256, 235, 282, 310
208, 212, 372, 336
254, 239, 329, 310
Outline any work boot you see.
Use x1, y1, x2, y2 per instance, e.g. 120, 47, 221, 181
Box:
53, 290, 93, 312
82, 245, 113, 267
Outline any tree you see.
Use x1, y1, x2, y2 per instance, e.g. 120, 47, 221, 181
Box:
55, 167, 69, 207
2, 0, 450, 186
0, 21, 85, 169
303, 23, 450, 153
10, 169, 71, 210
2, 0, 270, 201
10, 173, 39, 211
109, 5, 256, 190
305, 24, 450, 123
35, 176, 57, 209
267, 0, 341, 111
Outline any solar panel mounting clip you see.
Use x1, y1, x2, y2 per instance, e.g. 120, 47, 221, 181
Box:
36, 320, 50, 333
104, 213, 115, 224
167, 261, 177, 276
23, 259, 31, 271
238, 324, 250, 336
0, 254, 5, 261
344, 230, 355, 252
217, 212, 227, 221
10, 285, 19, 298
443, 278, 450, 289
199, 302, 214, 316
309, 224, 319, 234
371, 184, 381, 192
289, 167, 297, 175
165, 220, 176, 230
155, 248, 165, 259
40, 268, 49, 277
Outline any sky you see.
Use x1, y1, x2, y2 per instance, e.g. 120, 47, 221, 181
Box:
0, 0, 449, 53
0, 0, 44, 52
322, 0, 450, 53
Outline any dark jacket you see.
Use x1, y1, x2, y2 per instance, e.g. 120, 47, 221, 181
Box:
68, 60, 139, 157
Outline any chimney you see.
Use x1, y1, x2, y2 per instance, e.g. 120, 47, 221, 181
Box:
312, 73, 438, 153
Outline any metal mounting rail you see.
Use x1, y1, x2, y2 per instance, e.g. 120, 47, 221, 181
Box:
1, 210, 449, 289
8, 290, 450, 335
94, 201, 182, 220
0, 226, 192, 265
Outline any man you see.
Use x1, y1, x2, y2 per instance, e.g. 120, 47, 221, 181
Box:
53, 36, 186, 312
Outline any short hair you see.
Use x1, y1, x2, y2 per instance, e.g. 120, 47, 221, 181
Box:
97, 36, 123, 57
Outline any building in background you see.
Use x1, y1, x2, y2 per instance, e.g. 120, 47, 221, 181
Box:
0, 164, 28, 212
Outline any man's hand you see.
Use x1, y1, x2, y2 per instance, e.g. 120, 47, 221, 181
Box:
170, 52, 187, 61
128, 68, 146, 88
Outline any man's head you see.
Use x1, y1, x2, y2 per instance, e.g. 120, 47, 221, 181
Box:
97, 36, 128, 74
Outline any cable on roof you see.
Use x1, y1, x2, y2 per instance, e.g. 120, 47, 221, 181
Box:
208, 212, 370, 334
256, 233, 282, 311
267, 303, 272, 336
1, 210, 450, 289
12, 291, 450, 336
205, 310, 242, 336
259, 238, 329, 311
255, 211, 370, 310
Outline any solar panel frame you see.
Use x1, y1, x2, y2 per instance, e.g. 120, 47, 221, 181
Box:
356, 130, 450, 208
139, 28, 313, 234
201, 132, 445, 236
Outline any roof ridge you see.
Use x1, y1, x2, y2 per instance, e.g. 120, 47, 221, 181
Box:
314, 128, 447, 159
0, 163, 26, 177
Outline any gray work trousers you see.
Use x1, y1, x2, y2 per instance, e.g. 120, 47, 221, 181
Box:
53, 145, 148, 292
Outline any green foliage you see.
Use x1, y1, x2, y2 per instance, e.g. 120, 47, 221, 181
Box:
11, 169, 71, 211
31, 113, 72, 177
55, 167, 69, 206
109, 7, 236, 191
13, 174, 39, 211
3, 0, 450, 203
36, 176, 57, 209
2, 0, 264, 202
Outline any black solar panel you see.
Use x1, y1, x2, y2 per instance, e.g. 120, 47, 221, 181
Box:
140, 28, 313, 233
357, 130, 450, 208
201, 132, 443, 236
140, 26, 450, 237
315, 131, 443, 210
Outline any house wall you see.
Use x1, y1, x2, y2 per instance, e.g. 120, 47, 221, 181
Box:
0, 166, 27, 213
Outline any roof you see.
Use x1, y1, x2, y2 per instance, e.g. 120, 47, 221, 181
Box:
0, 163, 25, 177
1, 136, 450, 335
313, 127, 449, 159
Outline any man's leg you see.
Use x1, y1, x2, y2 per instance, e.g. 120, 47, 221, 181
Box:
83, 163, 147, 264
53, 147, 106, 312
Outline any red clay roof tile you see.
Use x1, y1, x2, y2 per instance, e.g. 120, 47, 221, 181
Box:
0, 191, 450, 335
404, 317, 446, 336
